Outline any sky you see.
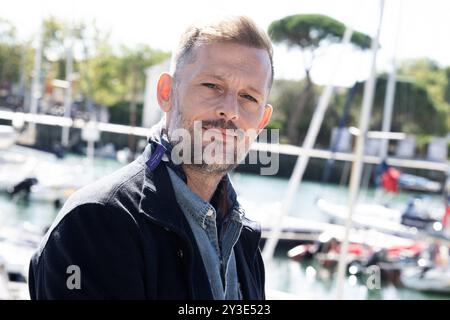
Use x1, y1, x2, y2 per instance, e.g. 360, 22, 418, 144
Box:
1, 0, 450, 87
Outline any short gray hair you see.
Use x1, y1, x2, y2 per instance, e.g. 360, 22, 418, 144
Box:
171, 15, 274, 88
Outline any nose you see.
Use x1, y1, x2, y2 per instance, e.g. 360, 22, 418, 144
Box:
216, 92, 239, 122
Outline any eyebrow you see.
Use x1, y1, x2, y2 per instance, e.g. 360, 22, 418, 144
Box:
203, 73, 226, 82
202, 73, 263, 97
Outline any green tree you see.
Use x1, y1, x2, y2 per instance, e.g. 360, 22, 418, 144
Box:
42, 17, 66, 59
365, 77, 445, 135
76, 20, 124, 112
78, 43, 124, 108
117, 44, 170, 150
0, 18, 21, 88
444, 67, 450, 105
268, 79, 343, 146
398, 58, 450, 131
268, 14, 372, 144
269, 76, 445, 149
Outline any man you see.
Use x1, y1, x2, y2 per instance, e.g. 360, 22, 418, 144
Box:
28, 15, 274, 300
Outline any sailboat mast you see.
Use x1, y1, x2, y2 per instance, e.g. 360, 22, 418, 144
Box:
262, 26, 355, 264
335, 0, 386, 299
62, 28, 74, 148
28, 19, 44, 145
380, 1, 403, 159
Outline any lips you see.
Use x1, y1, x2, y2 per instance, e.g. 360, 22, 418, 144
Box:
202, 126, 237, 141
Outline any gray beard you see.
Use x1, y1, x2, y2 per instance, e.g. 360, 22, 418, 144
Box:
166, 106, 243, 174
188, 160, 238, 174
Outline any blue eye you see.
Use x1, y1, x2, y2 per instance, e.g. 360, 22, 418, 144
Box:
202, 83, 217, 89
242, 94, 258, 103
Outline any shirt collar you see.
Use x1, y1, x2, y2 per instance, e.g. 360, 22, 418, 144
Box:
167, 167, 243, 228
166, 167, 214, 227
146, 119, 243, 224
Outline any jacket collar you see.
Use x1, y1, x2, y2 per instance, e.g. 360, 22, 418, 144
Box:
138, 149, 214, 299
137, 142, 187, 234
138, 142, 261, 237
137, 140, 263, 299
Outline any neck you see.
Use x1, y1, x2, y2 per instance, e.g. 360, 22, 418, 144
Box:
183, 165, 225, 202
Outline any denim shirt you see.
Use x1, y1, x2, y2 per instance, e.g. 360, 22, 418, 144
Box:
167, 167, 243, 300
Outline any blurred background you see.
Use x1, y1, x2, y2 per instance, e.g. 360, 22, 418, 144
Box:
0, 0, 449, 300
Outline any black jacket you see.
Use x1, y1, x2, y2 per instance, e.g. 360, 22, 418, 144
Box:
28, 145, 265, 300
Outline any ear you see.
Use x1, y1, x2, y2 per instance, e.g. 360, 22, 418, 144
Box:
257, 104, 273, 133
157, 72, 173, 113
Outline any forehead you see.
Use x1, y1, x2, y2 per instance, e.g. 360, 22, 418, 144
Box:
183, 42, 272, 90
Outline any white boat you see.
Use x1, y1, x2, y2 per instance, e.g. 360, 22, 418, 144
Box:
0, 223, 40, 300
0, 223, 43, 285
0, 125, 17, 150
0, 151, 39, 192
0, 255, 12, 299
399, 174, 442, 193
27, 160, 87, 203
400, 266, 450, 294
316, 198, 409, 233
0, 147, 88, 204
316, 198, 444, 235
243, 200, 415, 249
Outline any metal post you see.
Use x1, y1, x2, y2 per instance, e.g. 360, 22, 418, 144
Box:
28, 19, 44, 144
62, 33, 74, 147
262, 26, 355, 265
335, 0, 385, 300
379, 0, 403, 159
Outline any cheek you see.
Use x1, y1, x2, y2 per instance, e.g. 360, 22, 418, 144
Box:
237, 108, 264, 131
181, 94, 217, 121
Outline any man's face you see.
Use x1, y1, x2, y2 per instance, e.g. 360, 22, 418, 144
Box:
159, 42, 273, 173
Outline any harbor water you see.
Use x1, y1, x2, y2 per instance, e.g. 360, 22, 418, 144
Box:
0, 146, 448, 300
